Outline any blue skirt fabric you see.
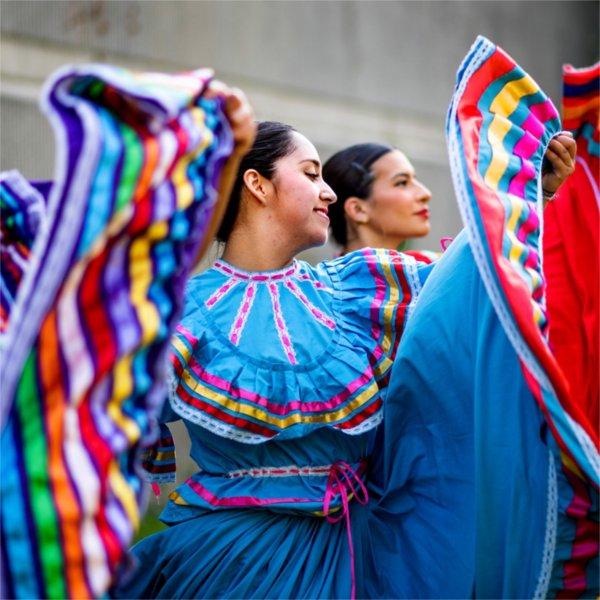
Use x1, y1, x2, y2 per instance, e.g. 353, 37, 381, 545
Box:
115, 509, 352, 599
113, 233, 597, 599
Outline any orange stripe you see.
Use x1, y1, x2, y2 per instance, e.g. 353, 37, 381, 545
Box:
562, 98, 599, 120
39, 312, 90, 599
133, 134, 159, 202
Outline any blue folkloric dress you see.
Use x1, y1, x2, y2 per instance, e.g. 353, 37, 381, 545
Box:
117, 250, 434, 599
117, 36, 599, 600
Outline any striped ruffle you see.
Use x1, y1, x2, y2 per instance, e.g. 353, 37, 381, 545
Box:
448, 36, 599, 596
0, 173, 46, 334
0, 66, 232, 599
447, 35, 598, 485
168, 249, 427, 444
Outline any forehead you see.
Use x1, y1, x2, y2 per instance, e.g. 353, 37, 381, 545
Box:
371, 149, 413, 178
285, 131, 320, 164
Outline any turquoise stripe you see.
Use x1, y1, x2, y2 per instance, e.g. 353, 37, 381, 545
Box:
153, 240, 177, 280
77, 107, 123, 257
147, 280, 172, 340
581, 122, 600, 157
0, 420, 41, 598
477, 66, 525, 178
0, 185, 18, 209
540, 386, 598, 485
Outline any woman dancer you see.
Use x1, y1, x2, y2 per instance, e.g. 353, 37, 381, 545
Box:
114, 105, 587, 600
323, 143, 434, 257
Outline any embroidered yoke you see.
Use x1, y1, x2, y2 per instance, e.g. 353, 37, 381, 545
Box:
145, 250, 432, 519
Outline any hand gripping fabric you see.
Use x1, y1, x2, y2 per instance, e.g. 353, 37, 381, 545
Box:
446, 36, 599, 485
0, 65, 233, 599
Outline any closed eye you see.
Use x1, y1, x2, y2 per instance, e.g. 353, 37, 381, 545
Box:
394, 179, 408, 187
306, 172, 320, 180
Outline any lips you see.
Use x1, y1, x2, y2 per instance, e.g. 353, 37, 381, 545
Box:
314, 207, 329, 221
415, 209, 430, 218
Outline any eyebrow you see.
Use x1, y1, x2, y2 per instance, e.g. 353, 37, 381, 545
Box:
299, 159, 321, 169
391, 171, 413, 179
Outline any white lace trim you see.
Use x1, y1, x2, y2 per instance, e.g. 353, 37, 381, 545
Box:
227, 464, 332, 478
213, 259, 298, 281
142, 471, 176, 484
533, 450, 558, 600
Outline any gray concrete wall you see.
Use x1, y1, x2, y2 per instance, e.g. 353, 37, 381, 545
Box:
2, 0, 598, 257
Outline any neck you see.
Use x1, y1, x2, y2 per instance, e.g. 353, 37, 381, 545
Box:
221, 223, 298, 271
344, 227, 405, 254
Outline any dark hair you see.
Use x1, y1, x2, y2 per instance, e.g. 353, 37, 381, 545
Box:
322, 143, 393, 245
217, 121, 297, 243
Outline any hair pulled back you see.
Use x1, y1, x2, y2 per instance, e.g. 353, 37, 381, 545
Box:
217, 121, 297, 243
322, 143, 393, 245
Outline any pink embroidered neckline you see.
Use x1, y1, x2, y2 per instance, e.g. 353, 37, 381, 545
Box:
213, 259, 298, 282
207, 259, 335, 364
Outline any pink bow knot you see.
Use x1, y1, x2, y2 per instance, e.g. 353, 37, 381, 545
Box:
323, 460, 369, 600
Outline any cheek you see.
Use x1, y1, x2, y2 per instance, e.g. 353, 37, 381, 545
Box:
278, 179, 315, 222
374, 191, 413, 220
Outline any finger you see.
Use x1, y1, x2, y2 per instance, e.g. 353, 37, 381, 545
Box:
552, 133, 577, 160
204, 79, 231, 100
563, 136, 577, 161
225, 88, 250, 117
544, 148, 571, 175
548, 139, 574, 166
558, 130, 574, 138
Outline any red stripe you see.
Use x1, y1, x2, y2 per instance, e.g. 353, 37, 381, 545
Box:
337, 398, 382, 430
177, 384, 277, 439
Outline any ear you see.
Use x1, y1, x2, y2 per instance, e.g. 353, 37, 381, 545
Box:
344, 196, 370, 225
242, 169, 271, 206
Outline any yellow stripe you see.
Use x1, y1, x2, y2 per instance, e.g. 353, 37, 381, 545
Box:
181, 367, 380, 428
172, 335, 192, 362
108, 462, 140, 527
490, 75, 539, 117
129, 221, 168, 344
561, 452, 584, 480
172, 107, 212, 211
484, 116, 512, 188
108, 357, 140, 443
531, 301, 545, 326
150, 451, 175, 461
485, 75, 539, 189
376, 249, 400, 355
505, 195, 524, 263
169, 491, 189, 506
373, 356, 393, 378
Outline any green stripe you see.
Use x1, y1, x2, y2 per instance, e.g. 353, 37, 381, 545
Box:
17, 350, 67, 599
116, 121, 143, 211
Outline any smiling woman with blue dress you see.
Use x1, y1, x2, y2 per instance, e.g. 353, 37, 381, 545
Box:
113, 40, 597, 600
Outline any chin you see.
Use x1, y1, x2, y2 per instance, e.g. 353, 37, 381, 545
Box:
306, 229, 329, 251
413, 223, 431, 238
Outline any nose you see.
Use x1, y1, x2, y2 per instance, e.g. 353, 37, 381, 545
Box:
320, 181, 337, 204
415, 179, 432, 203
